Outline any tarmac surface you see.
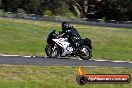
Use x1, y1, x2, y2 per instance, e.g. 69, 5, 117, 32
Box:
0, 56, 132, 67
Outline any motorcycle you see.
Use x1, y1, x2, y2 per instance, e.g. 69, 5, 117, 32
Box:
45, 30, 92, 60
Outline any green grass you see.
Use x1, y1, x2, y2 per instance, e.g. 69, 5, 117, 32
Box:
0, 65, 131, 88
0, 17, 132, 61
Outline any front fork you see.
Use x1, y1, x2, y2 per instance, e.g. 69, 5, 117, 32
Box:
51, 44, 58, 51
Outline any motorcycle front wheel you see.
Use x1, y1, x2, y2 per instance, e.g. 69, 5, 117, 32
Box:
45, 44, 59, 58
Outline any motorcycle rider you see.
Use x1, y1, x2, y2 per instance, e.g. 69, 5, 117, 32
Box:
60, 21, 82, 50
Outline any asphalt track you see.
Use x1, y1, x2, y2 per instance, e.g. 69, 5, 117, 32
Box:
1, 16, 132, 28
0, 56, 132, 67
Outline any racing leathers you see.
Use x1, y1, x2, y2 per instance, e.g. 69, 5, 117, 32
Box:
61, 26, 82, 50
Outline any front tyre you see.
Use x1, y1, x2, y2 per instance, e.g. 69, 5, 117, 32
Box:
45, 44, 59, 58
79, 46, 92, 60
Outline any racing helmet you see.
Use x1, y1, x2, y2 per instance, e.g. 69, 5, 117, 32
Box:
62, 21, 70, 31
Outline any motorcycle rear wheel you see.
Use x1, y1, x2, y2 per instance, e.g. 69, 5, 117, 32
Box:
79, 46, 92, 60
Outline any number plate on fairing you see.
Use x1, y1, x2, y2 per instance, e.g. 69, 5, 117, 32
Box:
66, 47, 73, 51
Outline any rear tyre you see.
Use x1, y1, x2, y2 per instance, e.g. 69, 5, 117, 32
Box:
79, 46, 92, 60
45, 44, 59, 58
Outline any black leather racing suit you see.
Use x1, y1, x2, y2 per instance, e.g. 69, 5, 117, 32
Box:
61, 26, 82, 49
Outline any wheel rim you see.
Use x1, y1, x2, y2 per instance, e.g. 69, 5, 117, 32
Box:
81, 46, 89, 56
47, 44, 58, 57
51, 48, 58, 57
46, 45, 52, 55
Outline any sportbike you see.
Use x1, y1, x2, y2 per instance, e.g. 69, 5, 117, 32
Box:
45, 30, 92, 60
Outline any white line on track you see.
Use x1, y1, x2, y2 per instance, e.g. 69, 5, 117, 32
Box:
23, 56, 32, 58
78, 58, 83, 60
112, 61, 127, 63
95, 60, 107, 61
0, 54, 20, 57
0, 54, 32, 57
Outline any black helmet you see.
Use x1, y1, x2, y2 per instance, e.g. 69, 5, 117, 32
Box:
62, 22, 70, 31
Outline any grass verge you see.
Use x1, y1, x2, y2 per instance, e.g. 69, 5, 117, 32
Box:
0, 65, 132, 88
0, 17, 132, 61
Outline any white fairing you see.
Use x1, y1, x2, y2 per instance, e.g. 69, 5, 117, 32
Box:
52, 38, 73, 56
